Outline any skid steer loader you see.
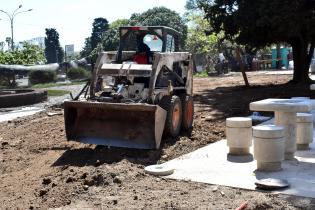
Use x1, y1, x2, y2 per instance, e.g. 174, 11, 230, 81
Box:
64, 26, 194, 149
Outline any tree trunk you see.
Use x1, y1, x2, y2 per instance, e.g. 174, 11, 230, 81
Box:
236, 47, 249, 87
292, 40, 312, 83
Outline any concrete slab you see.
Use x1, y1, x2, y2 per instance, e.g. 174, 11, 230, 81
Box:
0, 84, 84, 123
0, 107, 44, 123
164, 134, 315, 198
265, 70, 293, 75
250, 98, 312, 113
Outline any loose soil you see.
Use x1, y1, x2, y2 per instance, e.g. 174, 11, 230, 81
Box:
1, 72, 315, 210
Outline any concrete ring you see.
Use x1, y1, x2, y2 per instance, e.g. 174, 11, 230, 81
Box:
144, 164, 174, 176
0, 89, 47, 108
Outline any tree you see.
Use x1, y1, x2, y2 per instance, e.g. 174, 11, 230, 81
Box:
185, 1, 235, 71
80, 18, 109, 58
44, 28, 64, 63
129, 7, 188, 49
185, 14, 219, 71
0, 42, 46, 87
0, 42, 46, 65
90, 18, 109, 50
196, 0, 315, 83
185, 0, 199, 11
185, 3, 218, 55
80, 37, 92, 58
110, 19, 129, 30
102, 19, 129, 51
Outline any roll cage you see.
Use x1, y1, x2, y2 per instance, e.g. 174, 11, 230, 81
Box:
117, 26, 181, 63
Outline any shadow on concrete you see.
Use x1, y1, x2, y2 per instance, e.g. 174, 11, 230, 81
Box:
227, 154, 254, 163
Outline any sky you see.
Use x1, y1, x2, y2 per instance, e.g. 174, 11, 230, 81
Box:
0, 0, 187, 52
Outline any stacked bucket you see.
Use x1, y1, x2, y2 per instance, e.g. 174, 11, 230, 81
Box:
226, 106, 313, 171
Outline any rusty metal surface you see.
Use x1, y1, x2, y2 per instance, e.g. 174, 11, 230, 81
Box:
64, 101, 167, 149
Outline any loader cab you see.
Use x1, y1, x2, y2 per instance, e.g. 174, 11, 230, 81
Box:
117, 26, 181, 64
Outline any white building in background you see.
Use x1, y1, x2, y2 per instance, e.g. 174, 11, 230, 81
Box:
16, 37, 45, 49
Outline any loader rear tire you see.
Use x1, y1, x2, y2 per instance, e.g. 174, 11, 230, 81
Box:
180, 94, 194, 130
159, 95, 182, 137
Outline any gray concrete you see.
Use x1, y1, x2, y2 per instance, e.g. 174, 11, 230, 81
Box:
40, 84, 85, 106
163, 129, 315, 198
0, 84, 84, 122
0, 107, 44, 123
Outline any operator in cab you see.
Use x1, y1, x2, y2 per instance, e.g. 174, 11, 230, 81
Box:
134, 33, 152, 64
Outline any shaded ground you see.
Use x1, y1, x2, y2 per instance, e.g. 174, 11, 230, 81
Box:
1, 72, 315, 209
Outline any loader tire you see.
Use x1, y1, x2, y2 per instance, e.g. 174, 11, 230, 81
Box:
159, 95, 182, 137
180, 94, 194, 130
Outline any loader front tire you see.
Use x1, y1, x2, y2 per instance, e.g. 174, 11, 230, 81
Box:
159, 95, 182, 137
180, 95, 194, 131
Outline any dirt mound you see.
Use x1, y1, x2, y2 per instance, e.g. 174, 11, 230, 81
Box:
1, 73, 315, 209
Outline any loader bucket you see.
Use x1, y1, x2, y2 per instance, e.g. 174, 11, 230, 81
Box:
64, 101, 167, 149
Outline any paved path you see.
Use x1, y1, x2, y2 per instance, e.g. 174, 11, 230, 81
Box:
0, 84, 85, 122
41, 84, 85, 107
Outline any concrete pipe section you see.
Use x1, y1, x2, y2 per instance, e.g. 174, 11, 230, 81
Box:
250, 98, 312, 160
296, 113, 313, 150
226, 117, 252, 155
253, 125, 285, 171
144, 164, 174, 176
0, 89, 47, 108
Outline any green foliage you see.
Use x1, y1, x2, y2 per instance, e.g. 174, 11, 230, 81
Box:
47, 89, 71, 97
66, 51, 81, 61
102, 29, 119, 51
80, 37, 92, 58
110, 19, 129, 29
66, 67, 91, 80
185, 3, 232, 71
44, 28, 64, 63
0, 72, 15, 87
102, 19, 129, 51
199, 0, 314, 47
0, 42, 46, 65
0, 78, 9, 87
185, 0, 199, 11
81, 18, 109, 58
196, 0, 315, 82
91, 18, 109, 50
0, 43, 46, 88
129, 7, 188, 49
85, 18, 126, 62
80, 7, 187, 57
29, 70, 57, 84
81, 7, 187, 57
186, 14, 218, 54
90, 43, 104, 66
193, 71, 208, 77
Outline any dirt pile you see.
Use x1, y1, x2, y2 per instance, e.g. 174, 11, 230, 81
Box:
1, 72, 315, 209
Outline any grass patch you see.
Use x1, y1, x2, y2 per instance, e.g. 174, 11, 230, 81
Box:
32, 81, 86, 89
47, 89, 71, 97
193, 71, 209, 78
